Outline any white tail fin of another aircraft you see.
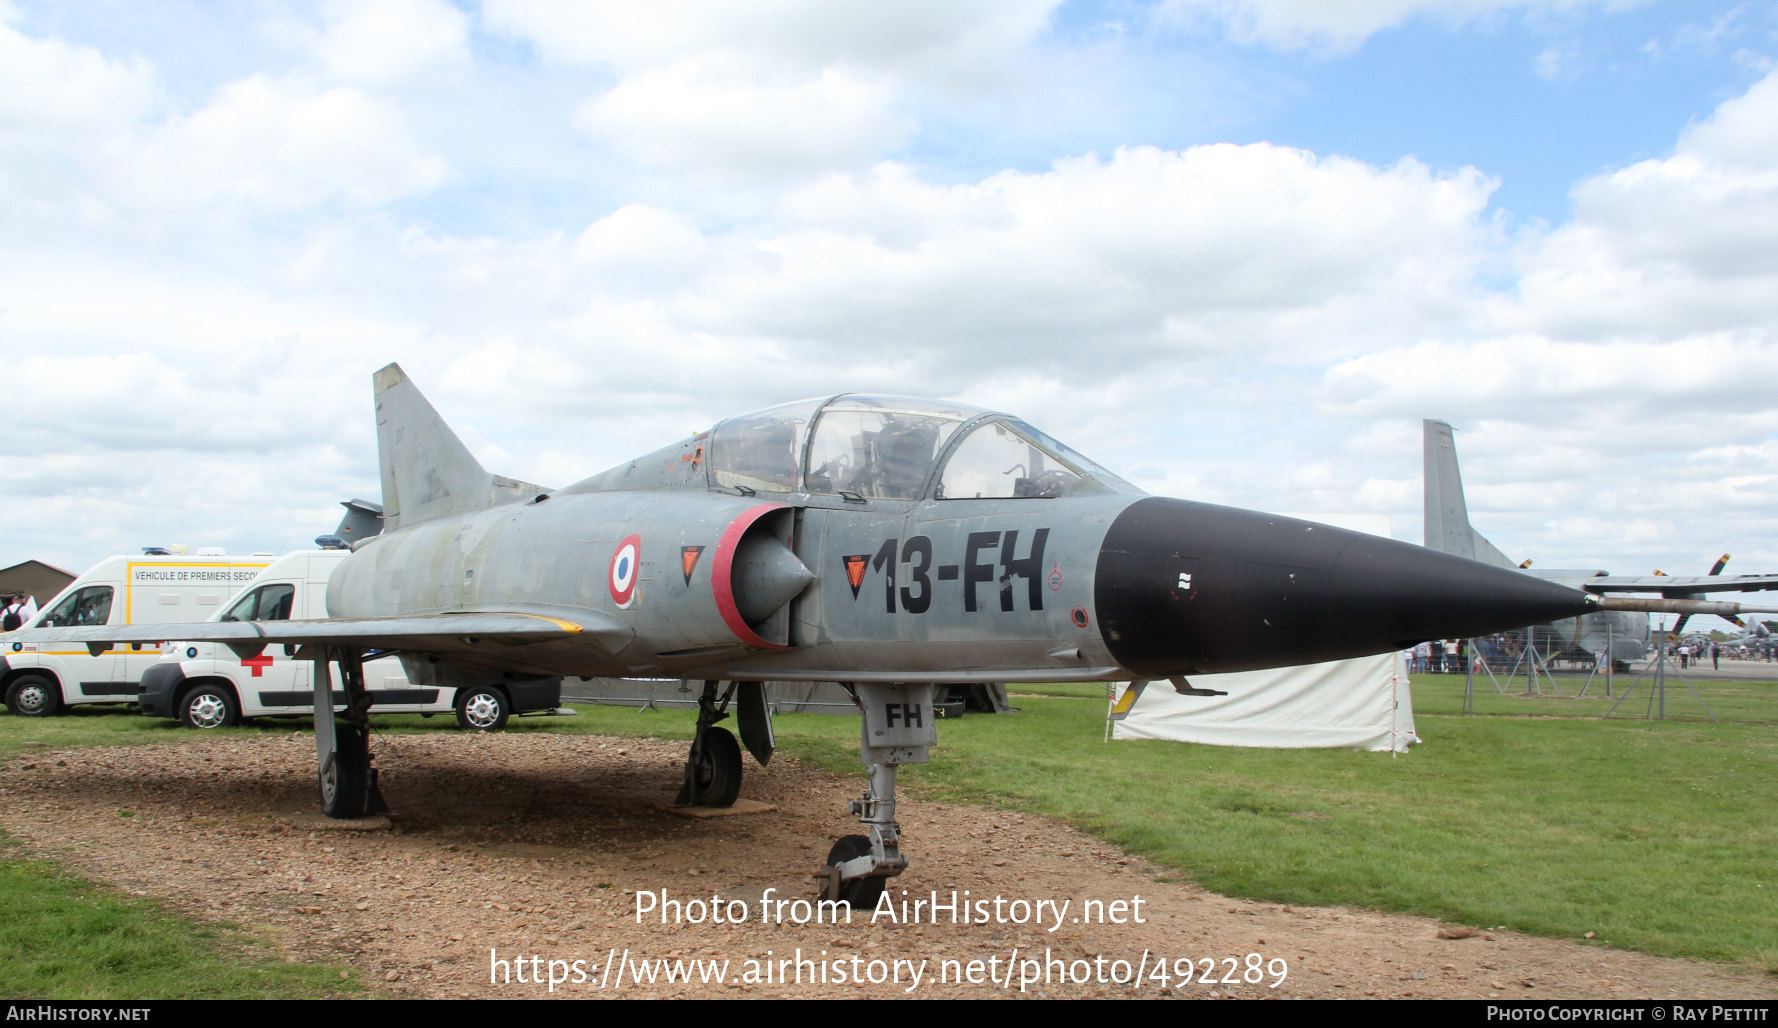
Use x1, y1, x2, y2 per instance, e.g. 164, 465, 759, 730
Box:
373, 363, 551, 533
1423, 419, 1518, 570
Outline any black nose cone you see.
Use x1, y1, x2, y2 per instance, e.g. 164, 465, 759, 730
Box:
1093, 497, 1595, 677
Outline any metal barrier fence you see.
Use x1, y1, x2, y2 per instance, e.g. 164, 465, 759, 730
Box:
1421, 629, 1747, 722
560, 678, 859, 715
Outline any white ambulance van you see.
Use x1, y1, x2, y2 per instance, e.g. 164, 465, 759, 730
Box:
136, 549, 563, 731
1, 553, 272, 717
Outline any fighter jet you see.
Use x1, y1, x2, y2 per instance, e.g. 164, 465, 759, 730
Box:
1675, 619, 1770, 659
18, 368, 1777, 907
1423, 419, 1778, 666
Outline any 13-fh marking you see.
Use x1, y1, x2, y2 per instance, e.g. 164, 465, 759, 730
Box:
848, 530, 1051, 615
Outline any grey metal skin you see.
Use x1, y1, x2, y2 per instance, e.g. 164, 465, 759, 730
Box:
34, 365, 1740, 894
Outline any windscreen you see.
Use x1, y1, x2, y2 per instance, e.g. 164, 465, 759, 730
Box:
939, 420, 1081, 499
1004, 419, 1142, 493
806, 404, 966, 499
709, 397, 824, 493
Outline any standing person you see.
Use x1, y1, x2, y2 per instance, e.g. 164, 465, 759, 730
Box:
1712, 641, 1721, 670
1, 595, 23, 632
1679, 644, 1689, 669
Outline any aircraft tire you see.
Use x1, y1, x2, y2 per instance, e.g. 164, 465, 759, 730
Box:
825, 835, 886, 911
690, 726, 742, 808
318, 724, 371, 819
179, 684, 239, 729
455, 686, 510, 732
6, 674, 61, 718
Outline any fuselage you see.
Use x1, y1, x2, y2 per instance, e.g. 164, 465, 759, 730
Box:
330, 394, 1597, 686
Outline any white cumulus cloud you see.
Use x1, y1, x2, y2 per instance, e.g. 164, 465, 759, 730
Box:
131, 74, 449, 214
491, 0, 1058, 182
483, 0, 1057, 81
292, 0, 472, 84
575, 62, 913, 181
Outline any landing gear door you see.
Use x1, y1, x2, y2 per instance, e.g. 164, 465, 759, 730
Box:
858, 682, 936, 764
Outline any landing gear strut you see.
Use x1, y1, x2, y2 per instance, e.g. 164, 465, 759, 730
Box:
311, 646, 383, 819
821, 683, 935, 908
675, 680, 743, 808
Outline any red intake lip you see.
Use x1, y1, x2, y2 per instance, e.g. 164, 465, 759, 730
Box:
711, 503, 794, 651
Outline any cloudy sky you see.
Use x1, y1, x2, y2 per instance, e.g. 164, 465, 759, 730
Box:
3, 1, 1776, 615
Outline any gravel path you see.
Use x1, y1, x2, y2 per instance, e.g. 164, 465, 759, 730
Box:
2, 732, 1771, 1000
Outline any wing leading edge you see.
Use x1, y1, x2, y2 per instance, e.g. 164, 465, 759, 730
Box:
1580, 575, 1778, 596
11, 612, 611, 660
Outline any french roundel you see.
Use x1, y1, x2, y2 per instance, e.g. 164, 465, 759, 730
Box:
609, 534, 642, 607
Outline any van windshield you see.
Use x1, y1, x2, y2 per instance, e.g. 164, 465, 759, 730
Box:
222, 584, 295, 622
39, 586, 113, 628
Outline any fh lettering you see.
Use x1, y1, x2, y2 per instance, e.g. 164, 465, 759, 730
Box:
884, 702, 924, 728
847, 530, 1050, 615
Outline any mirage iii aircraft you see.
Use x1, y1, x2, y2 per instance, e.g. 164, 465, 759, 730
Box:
20, 366, 1778, 906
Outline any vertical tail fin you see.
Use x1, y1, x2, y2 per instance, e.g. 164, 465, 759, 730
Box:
1423, 419, 1518, 569
373, 364, 551, 532
333, 499, 384, 545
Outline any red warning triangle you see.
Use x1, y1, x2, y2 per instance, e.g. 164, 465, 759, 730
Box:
843, 554, 869, 599
681, 545, 705, 585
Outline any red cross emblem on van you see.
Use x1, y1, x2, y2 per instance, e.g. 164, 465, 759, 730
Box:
241, 654, 275, 677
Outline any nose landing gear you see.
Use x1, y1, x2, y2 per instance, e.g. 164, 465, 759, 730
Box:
819, 683, 935, 909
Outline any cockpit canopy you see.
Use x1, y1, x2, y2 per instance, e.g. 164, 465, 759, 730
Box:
708, 393, 1137, 500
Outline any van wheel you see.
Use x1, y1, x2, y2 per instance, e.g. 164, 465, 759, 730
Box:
180, 685, 238, 729
455, 687, 509, 732
6, 675, 61, 717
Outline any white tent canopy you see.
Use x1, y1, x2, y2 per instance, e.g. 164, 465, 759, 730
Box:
1112, 650, 1419, 753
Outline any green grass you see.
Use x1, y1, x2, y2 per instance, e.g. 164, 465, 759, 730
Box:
0, 707, 363, 998
543, 682, 1778, 972
7, 678, 1778, 980
0, 838, 358, 999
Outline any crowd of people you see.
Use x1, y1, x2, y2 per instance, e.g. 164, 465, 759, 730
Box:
1409, 639, 1470, 673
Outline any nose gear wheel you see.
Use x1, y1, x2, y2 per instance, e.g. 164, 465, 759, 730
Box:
824, 835, 886, 910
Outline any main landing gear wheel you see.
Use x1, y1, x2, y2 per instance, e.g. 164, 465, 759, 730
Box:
825, 835, 886, 910
688, 726, 742, 808
6, 674, 61, 717
676, 681, 744, 809
318, 723, 371, 819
